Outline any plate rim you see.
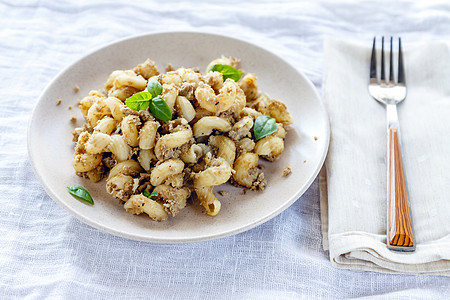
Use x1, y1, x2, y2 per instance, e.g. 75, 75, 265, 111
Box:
27, 30, 330, 243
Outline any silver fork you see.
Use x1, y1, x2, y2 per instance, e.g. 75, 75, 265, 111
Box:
368, 37, 415, 252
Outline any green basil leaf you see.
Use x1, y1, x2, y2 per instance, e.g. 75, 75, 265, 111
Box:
254, 115, 277, 140
67, 185, 94, 205
149, 96, 172, 121
146, 78, 163, 98
125, 91, 153, 111
210, 64, 242, 82
143, 190, 159, 199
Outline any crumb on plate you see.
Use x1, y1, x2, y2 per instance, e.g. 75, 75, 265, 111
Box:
56, 99, 62, 106
217, 190, 229, 197
314, 136, 318, 141
74, 84, 80, 93
165, 63, 174, 72
282, 166, 292, 177
70, 116, 77, 122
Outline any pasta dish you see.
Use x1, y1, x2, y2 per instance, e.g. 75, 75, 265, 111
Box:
71, 56, 293, 221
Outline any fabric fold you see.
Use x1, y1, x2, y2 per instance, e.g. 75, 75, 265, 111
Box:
320, 37, 450, 276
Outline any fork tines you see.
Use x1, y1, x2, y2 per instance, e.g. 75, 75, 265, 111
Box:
370, 36, 405, 85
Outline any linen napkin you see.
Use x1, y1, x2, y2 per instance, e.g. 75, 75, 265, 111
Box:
320, 37, 450, 276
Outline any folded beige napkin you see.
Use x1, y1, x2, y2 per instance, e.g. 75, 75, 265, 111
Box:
320, 37, 450, 276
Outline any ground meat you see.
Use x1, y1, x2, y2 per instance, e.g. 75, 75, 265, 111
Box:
157, 142, 182, 160
178, 82, 194, 100
230, 167, 266, 191
179, 138, 194, 154
120, 107, 155, 123
159, 186, 192, 216
139, 173, 151, 181
203, 71, 223, 93
102, 156, 117, 169
139, 110, 155, 122
72, 123, 93, 142
76, 164, 106, 183
161, 119, 188, 134
121, 106, 141, 117
248, 168, 266, 191
106, 176, 135, 201
218, 110, 236, 125
137, 182, 150, 193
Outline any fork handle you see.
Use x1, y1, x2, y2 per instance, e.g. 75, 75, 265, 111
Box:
386, 106, 415, 251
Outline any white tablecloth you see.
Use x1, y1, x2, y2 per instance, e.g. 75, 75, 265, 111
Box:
1, 0, 449, 298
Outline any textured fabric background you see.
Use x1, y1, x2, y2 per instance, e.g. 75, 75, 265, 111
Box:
1, 0, 450, 299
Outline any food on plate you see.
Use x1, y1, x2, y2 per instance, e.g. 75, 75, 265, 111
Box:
71, 56, 293, 221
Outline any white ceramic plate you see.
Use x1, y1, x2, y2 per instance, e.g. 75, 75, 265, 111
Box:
28, 31, 329, 243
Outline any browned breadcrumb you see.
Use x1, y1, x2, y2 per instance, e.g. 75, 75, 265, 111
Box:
74, 84, 80, 93
68, 105, 72, 110
70, 116, 77, 122
217, 190, 229, 197
282, 166, 292, 177
314, 136, 318, 141
56, 99, 62, 106
165, 63, 174, 72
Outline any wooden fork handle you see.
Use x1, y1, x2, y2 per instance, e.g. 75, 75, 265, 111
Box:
387, 128, 415, 251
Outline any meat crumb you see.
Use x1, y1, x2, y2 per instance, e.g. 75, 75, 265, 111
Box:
74, 84, 80, 93
217, 190, 229, 196
282, 166, 292, 177
70, 116, 77, 122
56, 99, 62, 106
314, 136, 318, 141
165, 63, 174, 72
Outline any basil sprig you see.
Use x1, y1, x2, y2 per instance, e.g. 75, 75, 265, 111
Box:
125, 79, 172, 121
254, 115, 277, 140
67, 185, 94, 205
143, 190, 158, 199
147, 78, 163, 98
125, 91, 153, 111
210, 64, 242, 82
150, 97, 172, 121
